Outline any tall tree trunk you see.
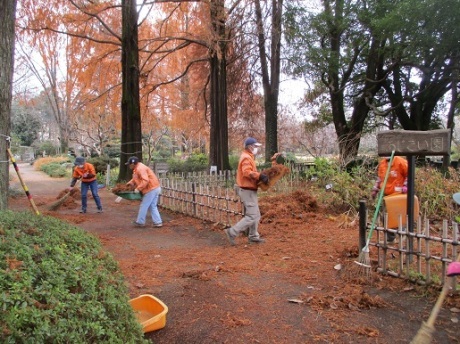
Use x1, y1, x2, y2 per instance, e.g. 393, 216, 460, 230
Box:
119, 0, 142, 180
255, 0, 282, 162
327, 0, 385, 164
208, 0, 230, 171
0, 0, 17, 210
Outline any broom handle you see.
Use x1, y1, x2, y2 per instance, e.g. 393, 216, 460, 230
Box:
425, 252, 460, 327
365, 150, 395, 247
7, 148, 40, 216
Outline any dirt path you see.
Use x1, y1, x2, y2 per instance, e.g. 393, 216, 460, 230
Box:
8, 163, 459, 343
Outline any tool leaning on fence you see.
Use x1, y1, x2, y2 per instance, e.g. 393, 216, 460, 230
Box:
354, 150, 395, 277
7, 147, 40, 216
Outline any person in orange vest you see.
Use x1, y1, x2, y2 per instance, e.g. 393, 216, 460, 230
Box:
371, 155, 409, 242
126, 156, 163, 228
69, 157, 103, 214
371, 156, 409, 199
224, 137, 268, 246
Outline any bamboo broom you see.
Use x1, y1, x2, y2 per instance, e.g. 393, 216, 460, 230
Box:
47, 180, 80, 211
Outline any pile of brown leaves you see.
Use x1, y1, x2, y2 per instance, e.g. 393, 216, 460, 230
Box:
258, 164, 290, 191
111, 183, 134, 194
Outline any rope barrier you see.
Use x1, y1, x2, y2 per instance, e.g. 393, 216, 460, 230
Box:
120, 141, 143, 145
119, 140, 143, 158
120, 150, 143, 157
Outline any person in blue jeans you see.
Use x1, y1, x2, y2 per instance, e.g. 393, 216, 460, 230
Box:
126, 156, 162, 227
69, 157, 103, 213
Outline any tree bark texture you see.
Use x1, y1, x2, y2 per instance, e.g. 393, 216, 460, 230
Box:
119, 0, 142, 181
0, 0, 17, 210
208, 0, 230, 171
255, 0, 282, 162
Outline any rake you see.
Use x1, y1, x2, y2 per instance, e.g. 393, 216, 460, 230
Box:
354, 150, 395, 277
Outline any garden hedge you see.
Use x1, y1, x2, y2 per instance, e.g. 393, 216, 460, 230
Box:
0, 211, 149, 343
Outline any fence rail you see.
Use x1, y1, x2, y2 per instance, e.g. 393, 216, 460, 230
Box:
160, 172, 243, 226
158, 170, 306, 225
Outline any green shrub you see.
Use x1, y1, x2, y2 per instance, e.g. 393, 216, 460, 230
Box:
87, 156, 119, 175
33, 141, 59, 156
103, 144, 121, 159
228, 154, 239, 170
0, 211, 148, 344
34, 157, 70, 171
184, 153, 208, 171
168, 153, 209, 172
307, 161, 375, 214
39, 162, 68, 178
284, 152, 297, 164
415, 166, 460, 221
304, 157, 338, 186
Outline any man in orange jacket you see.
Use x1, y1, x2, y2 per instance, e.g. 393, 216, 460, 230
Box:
126, 156, 163, 228
69, 157, 103, 213
224, 137, 268, 245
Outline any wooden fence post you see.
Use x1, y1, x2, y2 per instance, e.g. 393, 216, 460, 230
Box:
359, 199, 367, 250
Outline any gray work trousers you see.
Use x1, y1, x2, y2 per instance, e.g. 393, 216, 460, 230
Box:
232, 188, 261, 240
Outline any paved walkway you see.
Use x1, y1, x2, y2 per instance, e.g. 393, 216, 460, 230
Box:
9, 162, 69, 197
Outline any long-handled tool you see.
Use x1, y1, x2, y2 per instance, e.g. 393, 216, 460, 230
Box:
410, 253, 460, 344
354, 150, 395, 277
7, 148, 40, 216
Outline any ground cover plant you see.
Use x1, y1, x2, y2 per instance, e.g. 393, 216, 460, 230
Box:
0, 211, 148, 344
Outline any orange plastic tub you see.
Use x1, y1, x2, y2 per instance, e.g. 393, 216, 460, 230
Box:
129, 294, 168, 333
383, 194, 419, 228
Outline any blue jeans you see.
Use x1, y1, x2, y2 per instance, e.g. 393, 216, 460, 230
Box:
81, 180, 102, 211
136, 187, 162, 225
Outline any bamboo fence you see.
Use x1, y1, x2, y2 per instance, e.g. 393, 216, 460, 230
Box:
361, 205, 460, 287
158, 169, 308, 227
125, 165, 459, 286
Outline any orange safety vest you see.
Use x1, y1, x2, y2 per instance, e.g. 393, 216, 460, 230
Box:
72, 162, 97, 183
377, 156, 408, 195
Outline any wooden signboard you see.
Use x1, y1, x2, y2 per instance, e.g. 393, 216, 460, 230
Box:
377, 129, 451, 156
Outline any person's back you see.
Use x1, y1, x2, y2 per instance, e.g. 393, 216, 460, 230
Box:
375, 156, 408, 196
372, 156, 409, 243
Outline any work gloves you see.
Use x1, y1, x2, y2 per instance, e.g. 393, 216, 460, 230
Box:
259, 173, 269, 184
402, 180, 408, 194
371, 177, 381, 199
